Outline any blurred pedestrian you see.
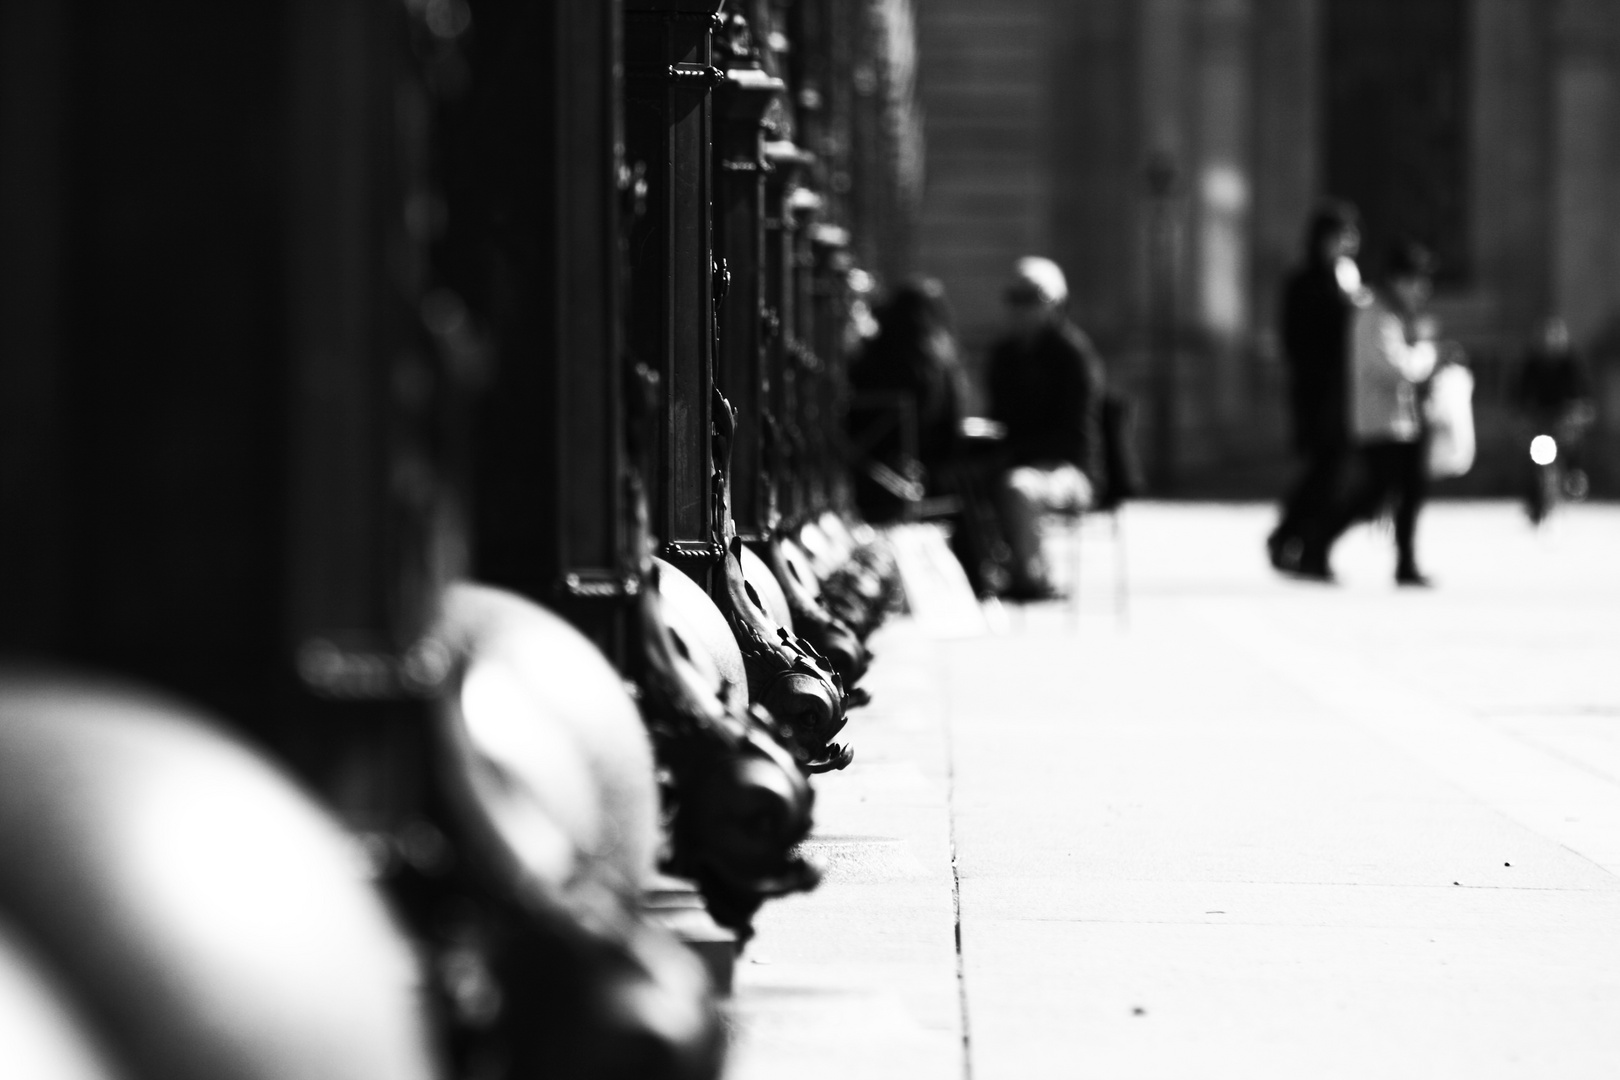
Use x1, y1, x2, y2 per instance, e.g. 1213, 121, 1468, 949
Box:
985, 257, 1105, 599
847, 277, 969, 522
1513, 315, 1597, 512
1308, 241, 1439, 585
1268, 200, 1363, 575
1514, 316, 1595, 433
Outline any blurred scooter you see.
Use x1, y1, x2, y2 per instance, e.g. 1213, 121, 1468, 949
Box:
1523, 407, 1594, 526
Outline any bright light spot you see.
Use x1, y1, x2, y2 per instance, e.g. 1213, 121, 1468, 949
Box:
1335, 256, 1362, 294
1200, 164, 1248, 213
1530, 435, 1558, 465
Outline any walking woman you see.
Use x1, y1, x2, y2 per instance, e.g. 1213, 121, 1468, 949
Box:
1306, 241, 1439, 585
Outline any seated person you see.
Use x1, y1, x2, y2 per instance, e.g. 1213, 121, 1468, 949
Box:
847, 277, 968, 522
986, 257, 1106, 599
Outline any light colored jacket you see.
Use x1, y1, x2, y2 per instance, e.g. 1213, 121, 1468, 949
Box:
1349, 293, 1437, 443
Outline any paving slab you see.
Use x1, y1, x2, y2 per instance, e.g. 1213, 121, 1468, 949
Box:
724, 620, 963, 1080
727, 501, 1620, 1079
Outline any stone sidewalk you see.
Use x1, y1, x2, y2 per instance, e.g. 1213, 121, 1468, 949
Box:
726, 502, 1620, 1079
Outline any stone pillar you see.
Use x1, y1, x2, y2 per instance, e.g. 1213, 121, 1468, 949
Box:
1471, 0, 1552, 341
1048, 0, 1137, 346
1250, 0, 1319, 360
1550, 0, 1619, 341
1138, 0, 1189, 486
1138, 0, 1189, 211
1190, 0, 1254, 349
913, 0, 1054, 354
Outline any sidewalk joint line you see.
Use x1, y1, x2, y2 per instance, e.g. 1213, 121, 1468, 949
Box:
943, 652, 973, 1080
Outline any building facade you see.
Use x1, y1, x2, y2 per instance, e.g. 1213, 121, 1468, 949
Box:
915, 0, 1620, 494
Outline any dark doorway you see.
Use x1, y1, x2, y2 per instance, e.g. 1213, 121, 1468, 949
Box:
1324, 0, 1470, 285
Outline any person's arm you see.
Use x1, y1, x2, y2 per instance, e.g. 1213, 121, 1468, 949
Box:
1372, 310, 1435, 384
1400, 336, 1438, 384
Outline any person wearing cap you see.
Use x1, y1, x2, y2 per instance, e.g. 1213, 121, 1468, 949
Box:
985, 256, 1106, 599
1306, 240, 1440, 586
1269, 200, 1363, 575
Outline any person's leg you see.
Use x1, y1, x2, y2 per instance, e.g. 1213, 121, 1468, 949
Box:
1305, 444, 1388, 577
1279, 443, 1351, 566
996, 465, 1089, 596
1270, 452, 1320, 569
1392, 440, 1429, 583
997, 466, 1050, 594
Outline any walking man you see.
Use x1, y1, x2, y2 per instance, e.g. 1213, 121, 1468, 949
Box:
1269, 201, 1362, 576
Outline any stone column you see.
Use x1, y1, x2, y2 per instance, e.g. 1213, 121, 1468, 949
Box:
1550, 0, 1619, 341
1047, 0, 1137, 346
1138, 0, 1189, 486
1190, 0, 1254, 349
1250, 0, 1319, 359
1470, 0, 1552, 341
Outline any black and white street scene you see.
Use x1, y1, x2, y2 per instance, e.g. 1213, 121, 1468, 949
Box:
3, 3, 1620, 1078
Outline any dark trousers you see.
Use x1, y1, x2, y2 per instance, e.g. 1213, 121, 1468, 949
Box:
1318, 440, 1427, 573
1273, 442, 1350, 552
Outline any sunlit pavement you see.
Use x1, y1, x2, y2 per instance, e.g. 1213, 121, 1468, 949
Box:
726, 501, 1620, 1080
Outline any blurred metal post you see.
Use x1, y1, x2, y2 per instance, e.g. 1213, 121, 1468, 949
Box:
713, 16, 785, 546
624, 0, 726, 591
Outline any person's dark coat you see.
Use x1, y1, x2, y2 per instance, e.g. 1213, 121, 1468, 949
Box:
1514, 346, 1592, 421
1281, 261, 1355, 453
849, 326, 965, 477
986, 320, 1105, 483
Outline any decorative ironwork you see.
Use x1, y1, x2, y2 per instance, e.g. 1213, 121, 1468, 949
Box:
660, 539, 726, 566
625, 62, 727, 87
622, 364, 821, 939
296, 635, 455, 699
561, 571, 642, 600
709, 390, 853, 772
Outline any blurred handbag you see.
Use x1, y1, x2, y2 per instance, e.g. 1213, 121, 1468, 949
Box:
1426, 362, 1476, 479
